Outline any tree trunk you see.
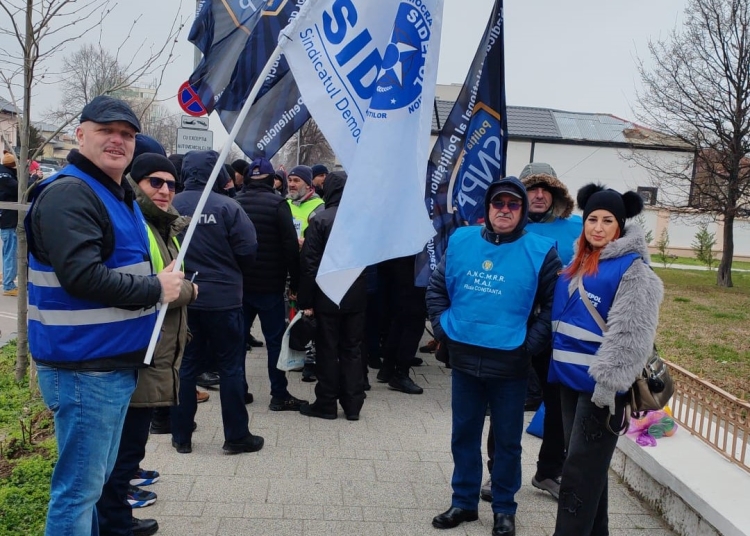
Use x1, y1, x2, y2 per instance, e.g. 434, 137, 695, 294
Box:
15, 0, 33, 383
717, 212, 734, 287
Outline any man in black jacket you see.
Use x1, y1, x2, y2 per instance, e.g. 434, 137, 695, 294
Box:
235, 157, 306, 412
0, 151, 18, 296
297, 172, 367, 420
26, 96, 185, 536
170, 150, 264, 455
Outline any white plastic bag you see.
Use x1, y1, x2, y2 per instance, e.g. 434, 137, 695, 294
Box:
277, 312, 307, 371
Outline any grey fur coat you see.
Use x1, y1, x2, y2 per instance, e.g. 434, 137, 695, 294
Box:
571, 223, 664, 412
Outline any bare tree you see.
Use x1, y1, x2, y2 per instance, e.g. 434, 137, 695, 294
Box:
276, 118, 335, 171
634, 0, 750, 287
0, 0, 185, 381
141, 103, 180, 154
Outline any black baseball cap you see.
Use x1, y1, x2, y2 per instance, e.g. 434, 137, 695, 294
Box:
80, 96, 141, 132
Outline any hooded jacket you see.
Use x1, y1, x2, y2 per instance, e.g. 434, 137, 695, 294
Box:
172, 150, 258, 310
0, 163, 18, 229
549, 223, 664, 405
426, 176, 562, 379
298, 172, 366, 312
521, 172, 582, 266
235, 176, 300, 294
127, 176, 195, 406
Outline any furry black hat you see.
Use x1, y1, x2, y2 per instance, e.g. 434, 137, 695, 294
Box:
577, 183, 643, 232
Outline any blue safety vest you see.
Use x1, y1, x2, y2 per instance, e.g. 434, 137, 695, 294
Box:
26, 165, 157, 364
548, 253, 640, 393
527, 215, 582, 266
441, 227, 555, 350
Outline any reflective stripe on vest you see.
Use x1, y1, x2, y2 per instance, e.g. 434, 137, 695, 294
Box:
26, 164, 157, 364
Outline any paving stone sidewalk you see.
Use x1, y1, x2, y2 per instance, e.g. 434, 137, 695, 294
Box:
141, 337, 677, 536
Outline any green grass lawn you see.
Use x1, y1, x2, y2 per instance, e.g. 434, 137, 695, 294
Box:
0, 342, 54, 536
654, 268, 750, 401
653, 256, 750, 271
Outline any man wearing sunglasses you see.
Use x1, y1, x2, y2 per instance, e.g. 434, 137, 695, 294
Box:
426, 176, 561, 536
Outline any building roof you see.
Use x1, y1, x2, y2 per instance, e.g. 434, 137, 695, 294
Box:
0, 96, 19, 115
432, 100, 691, 150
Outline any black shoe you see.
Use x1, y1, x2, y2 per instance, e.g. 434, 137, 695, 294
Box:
171, 439, 191, 454
301, 365, 317, 383
345, 414, 359, 421
269, 395, 306, 411
244, 392, 254, 405
410, 357, 424, 367
524, 397, 542, 412
299, 401, 337, 420
432, 507, 479, 529
388, 372, 423, 394
132, 517, 159, 536
223, 433, 264, 454
248, 334, 264, 347
492, 513, 515, 536
196, 372, 220, 388
363, 380, 371, 391
376, 367, 394, 383
149, 419, 170, 435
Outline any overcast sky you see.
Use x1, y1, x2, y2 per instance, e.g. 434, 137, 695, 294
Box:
6, 0, 688, 147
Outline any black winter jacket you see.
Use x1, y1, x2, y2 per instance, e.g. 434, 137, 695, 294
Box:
426, 176, 561, 380
172, 150, 258, 310
0, 164, 18, 229
298, 172, 366, 313
27, 150, 163, 370
235, 178, 300, 294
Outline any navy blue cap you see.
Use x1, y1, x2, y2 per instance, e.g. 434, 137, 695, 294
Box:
80, 95, 141, 132
249, 157, 275, 177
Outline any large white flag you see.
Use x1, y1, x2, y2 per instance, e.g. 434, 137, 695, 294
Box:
279, 0, 444, 304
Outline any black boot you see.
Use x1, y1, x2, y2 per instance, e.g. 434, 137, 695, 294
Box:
492, 513, 515, 536
388, 371, 423, 394
132, 517, 159, 536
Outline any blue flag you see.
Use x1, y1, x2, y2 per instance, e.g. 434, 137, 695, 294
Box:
188, 0, 309, 157
415, 0, 507, 286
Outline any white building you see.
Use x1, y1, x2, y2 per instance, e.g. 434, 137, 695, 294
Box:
432, 85, 750, 260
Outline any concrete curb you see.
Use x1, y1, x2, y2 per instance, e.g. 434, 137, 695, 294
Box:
612, 430, 750, 536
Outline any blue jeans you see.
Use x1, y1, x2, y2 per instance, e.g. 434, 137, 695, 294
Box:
450, 368, 527, 514
243, 292, 289, 400
172, 308, 249, 444
36, 365, 137, 536
1, 228, 17, 291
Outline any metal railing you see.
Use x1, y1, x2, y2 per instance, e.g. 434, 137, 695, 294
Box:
667, 360, 750, 473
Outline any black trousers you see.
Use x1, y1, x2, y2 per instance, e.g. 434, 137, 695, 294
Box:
553, 385, 627, 536
379, 257, 426, 373
97, 407, 153, 535
487, 348, 565, 480
314, 309, 366, 416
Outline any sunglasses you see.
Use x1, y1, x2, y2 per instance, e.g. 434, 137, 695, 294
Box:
144, 176, 176, 191
490, 199, 523, 211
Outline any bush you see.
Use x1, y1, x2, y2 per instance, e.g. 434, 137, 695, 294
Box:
692, 224, 717, 270
655, 229, 674, 268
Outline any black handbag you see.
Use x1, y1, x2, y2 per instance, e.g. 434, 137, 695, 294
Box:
578, 278, 674, 434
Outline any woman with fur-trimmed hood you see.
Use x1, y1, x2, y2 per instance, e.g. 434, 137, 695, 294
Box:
548, 184, 663, 536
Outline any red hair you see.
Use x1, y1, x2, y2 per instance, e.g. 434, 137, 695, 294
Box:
563, 227, 621, 279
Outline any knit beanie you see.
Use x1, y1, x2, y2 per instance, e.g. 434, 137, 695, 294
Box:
311, 164, 329, 178
578, 183, 644, 232
131, 153, 178, 182
288, 165, 313, 186
1, 152, 16, 168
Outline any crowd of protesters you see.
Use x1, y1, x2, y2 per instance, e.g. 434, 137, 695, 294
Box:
24, 96, 662, 536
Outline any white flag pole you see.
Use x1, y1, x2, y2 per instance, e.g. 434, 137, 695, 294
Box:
143, 45, 283, 365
